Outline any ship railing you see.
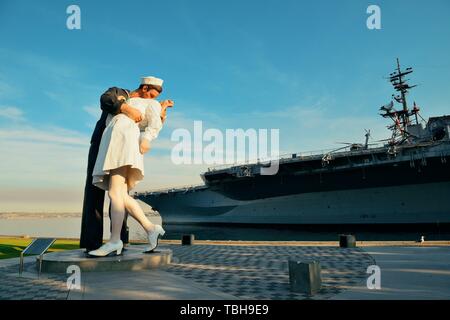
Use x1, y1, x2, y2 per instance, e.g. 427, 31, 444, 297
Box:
134, 183, 207, 196
206, 148, 334, 172
206, 143, 388, 172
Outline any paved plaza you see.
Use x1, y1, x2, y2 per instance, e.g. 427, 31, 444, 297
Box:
0, 243, 448, 300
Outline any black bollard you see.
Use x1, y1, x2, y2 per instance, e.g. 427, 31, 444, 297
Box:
339, 234, 356, 248
182, 234, 195, 245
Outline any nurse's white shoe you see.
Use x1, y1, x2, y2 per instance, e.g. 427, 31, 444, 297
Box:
146, 225, 165, 252
88, 240, 123, 257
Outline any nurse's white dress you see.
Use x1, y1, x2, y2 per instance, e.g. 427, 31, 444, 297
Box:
92, 97, 163, 191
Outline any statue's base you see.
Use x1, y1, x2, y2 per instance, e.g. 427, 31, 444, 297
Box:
38, 245, 172, 273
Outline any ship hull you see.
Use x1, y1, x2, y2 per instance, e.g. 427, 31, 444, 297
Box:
137, 181, 450, 225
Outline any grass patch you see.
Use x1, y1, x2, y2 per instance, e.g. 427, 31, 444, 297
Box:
0, 237, 79, 260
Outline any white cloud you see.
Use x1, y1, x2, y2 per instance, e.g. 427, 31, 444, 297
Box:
0, 131, 89, 187
225, 104, 390, 152
0, 79, 16, 98
0, 48, 81, 82
83, 105, 102, 119
0, 106, 25, 121
161, 100, 391, 154
0, 128, 88, 212
0, 187, 84, 213
0, 126, 89, 146
134, 154, 207, 192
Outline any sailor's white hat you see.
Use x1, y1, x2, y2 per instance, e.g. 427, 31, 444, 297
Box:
141, 76, 164, 87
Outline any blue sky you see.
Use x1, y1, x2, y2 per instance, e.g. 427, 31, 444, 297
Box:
0, 0, 449, 212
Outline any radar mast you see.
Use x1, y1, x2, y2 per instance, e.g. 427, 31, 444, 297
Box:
379, 58, 420, 145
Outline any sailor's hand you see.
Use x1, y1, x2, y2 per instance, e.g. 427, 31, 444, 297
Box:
140, 139, 151, 154
129, 106, 143, 123
121, 103, 143, 123
160, 100, 174, 109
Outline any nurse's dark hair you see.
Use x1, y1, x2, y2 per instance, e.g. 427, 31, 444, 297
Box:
139, 84, 162, 93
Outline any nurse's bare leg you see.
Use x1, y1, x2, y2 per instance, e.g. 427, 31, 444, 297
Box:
123, 194, 155, 232
108, 166, 128, 243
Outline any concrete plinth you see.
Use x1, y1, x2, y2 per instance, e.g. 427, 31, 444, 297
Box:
288, 260, 322, 295
38, 245, 172, 273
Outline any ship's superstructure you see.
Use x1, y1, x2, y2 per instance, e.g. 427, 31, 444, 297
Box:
136, 60, 450, 225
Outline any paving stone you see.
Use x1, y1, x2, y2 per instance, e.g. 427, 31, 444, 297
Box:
0, 244, 374, 300
163, 244, 374, 300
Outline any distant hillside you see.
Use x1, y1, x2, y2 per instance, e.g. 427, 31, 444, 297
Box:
0, 212, 82, 219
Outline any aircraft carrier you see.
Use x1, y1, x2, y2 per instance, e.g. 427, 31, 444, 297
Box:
135, 60, 450, 225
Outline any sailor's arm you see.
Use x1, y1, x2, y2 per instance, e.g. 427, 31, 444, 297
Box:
100, 87, 142, 122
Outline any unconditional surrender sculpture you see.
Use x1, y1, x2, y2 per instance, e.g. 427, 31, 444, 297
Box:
80, 76, 174, 256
